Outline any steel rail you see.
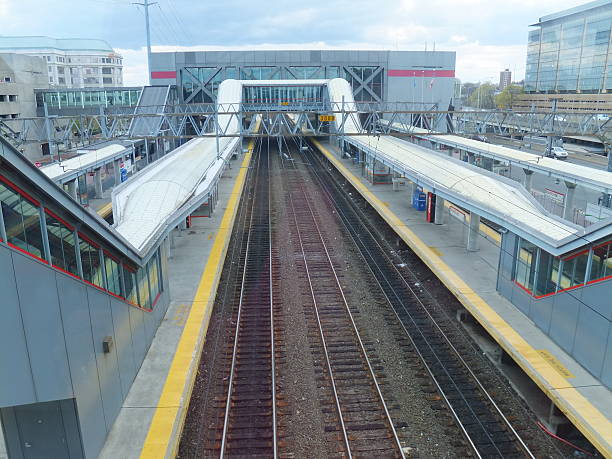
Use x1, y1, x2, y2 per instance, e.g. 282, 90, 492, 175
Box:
219, 144, 277, 458
286, 160, 405, 458
305, 145, 535, 458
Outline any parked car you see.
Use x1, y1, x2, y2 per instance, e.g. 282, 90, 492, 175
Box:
548, 146, 568, 160
596, 113, 610, 121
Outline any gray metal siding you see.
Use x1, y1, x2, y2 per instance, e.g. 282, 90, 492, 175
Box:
582, 280, 612, 320
573, 304, 609, 377
87, 289, 123, 432
12, 252, 73, 403
0, 246, 35, 407
549, 292, 580, 353
56, 274, 106, 459
0, 243, 171, 458
530, 296, 554, 333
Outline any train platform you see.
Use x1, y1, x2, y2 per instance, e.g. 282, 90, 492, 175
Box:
312, 139, 612, 457
97, 145, 253, 458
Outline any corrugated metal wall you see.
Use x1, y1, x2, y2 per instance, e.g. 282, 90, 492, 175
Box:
0, 241, 170, 458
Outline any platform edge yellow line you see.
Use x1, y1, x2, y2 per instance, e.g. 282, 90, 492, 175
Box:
140, 144, 254, 459
312, 139, 612, 458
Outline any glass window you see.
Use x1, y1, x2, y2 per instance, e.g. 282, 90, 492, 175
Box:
79, 235, 103, 287
45, 211, 78, 276
0, 179, 45, 260
589, 242, 612, 282
515, 238, 537, 292
123, 266, 138, 305
136, 266, 151, 308
104, 252, 122, 296
535, 250, 560, 297
559, 251, 588, 289
147, 251, 161, 305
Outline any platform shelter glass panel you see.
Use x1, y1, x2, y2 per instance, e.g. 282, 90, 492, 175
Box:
136, 266, 151, 309
147, 251, 161, 305
559, 251, 588, 289
80, 236, 103, 288
45, 213, 79, 276
123, 267, 138, 305
534, 250, 560, 296
104, 253, 122, 297
0, 181, 44, 260
515, 238, 537, 292
589, 241, 612, 282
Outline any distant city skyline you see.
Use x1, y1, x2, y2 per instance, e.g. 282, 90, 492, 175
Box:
0, 0, 592, 86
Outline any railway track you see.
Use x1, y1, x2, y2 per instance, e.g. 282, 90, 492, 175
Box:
216, 144, 279, 458
302, 144, 535, 459
283, 157, 405, 458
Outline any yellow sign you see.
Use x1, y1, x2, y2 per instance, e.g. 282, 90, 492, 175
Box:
280, 101, 289, 106
537, 349, 575, 379
319, 115, 336, 122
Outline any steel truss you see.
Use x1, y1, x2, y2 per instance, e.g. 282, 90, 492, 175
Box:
2, 103, 612, 150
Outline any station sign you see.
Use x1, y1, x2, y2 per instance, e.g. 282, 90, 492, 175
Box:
319, 115, 335, 122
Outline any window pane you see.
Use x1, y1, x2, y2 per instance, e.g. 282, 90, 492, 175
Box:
123, 267, 138, 305
0, 181, 44, 259
147, 252, 160, 305
590, 243, 611, 282
535, 250, 560, 296
104, 253, 122, 296
136, 267, 150, 308
515, 238, 537, 292
45, 213, 78, 276
560, 251, 588, 289
80, 236, 103, 287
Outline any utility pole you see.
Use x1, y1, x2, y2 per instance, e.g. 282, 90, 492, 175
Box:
133, 0, 156, 85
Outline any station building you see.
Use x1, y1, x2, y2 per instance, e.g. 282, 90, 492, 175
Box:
149, 49, 457, 108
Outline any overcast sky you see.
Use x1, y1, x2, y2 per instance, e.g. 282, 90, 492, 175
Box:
0, 0, 591, 86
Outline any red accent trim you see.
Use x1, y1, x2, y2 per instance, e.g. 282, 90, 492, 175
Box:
44, 208, 74, 230
533, 282, 585, 299
0, 175, 40, 206
123, 263, 136, 273
151, 291, 162, 308
83, 278, 106, 292
52, 263, 80, 280
514, 280, 533, 295
593, 240, 612, 250
8, 242, 48, 264
103, 249, 119, 263
563, 248, 589, 261
387, 69, 455, 78
587, 274, 612, 285
151, 71, 176, 79
78, 232, 100, 248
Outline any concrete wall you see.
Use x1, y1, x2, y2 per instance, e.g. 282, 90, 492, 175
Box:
0, 53, 48, 160
0, 241, 170, 458
498, 232, 612, 388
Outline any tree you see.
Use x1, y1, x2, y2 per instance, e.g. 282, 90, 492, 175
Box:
495, 84, 524, 109
467, 83, 497, 109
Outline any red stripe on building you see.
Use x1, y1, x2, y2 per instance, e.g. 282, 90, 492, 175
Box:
388, 69, 455, 78
151, 71, 177, 79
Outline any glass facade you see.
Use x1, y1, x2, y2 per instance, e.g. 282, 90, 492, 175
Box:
525, 7, 612, 93
180, 65, 383, 103
513, 236, 612, 298
242, 85, 325, 104
0, 172, 163, 310
36, 88, 142, 109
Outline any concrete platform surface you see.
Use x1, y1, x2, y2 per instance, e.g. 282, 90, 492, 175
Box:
314, 139, 612, 457
99, 147, 253, 459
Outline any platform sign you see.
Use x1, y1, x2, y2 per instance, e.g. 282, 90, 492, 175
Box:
319, 115, 335, 122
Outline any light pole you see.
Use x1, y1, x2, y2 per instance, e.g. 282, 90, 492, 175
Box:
133, 0, 156, 85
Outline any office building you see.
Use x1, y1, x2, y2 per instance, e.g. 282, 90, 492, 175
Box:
0, 36, 123, 89
499, 68, 512, 90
